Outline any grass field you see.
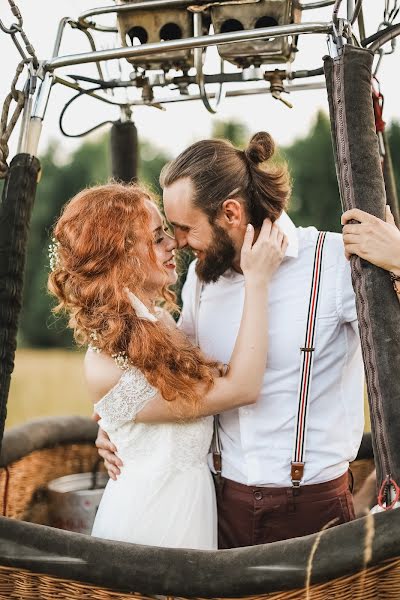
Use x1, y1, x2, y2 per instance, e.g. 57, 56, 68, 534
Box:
6, 349, 371, 432
6, 349, 92, 429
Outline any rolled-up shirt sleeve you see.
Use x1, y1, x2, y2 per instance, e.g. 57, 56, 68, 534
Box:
336, 252, 359, 335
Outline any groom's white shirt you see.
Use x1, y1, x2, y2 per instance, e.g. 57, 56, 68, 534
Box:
178, 212, 364, 487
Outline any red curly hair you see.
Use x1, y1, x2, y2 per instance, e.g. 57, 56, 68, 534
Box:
48, 183, 220, 412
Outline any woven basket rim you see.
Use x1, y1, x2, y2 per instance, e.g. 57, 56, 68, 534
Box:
0, 416, 97, 467
0, 556, 399, 599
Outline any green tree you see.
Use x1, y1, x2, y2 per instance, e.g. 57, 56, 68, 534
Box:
387, 120, 400, 202
19, 132, 171, 347
284, 111, 341, 232
212, 119, 249, 147
139, 140, 171, 197
16, 115, 400, 347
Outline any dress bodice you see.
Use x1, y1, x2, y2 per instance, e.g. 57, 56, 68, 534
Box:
94, 368, 213, 472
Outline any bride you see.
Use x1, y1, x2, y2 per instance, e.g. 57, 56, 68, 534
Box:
48, 182, 287, 550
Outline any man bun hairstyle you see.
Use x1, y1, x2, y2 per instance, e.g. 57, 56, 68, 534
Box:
244, 131, 275, 165
160, 131, 291, 228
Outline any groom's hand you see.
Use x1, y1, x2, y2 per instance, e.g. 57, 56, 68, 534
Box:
95, 427, 123, 480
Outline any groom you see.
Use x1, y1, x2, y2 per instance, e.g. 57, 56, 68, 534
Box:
97, 133, 364, 548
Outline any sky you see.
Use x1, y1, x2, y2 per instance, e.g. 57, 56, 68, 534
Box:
0, 1, 399, 161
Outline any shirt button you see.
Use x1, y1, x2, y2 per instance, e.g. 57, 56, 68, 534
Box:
254, 491, 263, 500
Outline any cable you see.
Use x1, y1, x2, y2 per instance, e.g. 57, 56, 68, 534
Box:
59, 86, 115, 138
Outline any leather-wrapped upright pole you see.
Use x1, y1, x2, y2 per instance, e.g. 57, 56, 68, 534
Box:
0, 154, 41, 450
324, 45, 400, 505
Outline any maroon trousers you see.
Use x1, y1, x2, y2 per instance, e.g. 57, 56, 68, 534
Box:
216, 471, 355, 549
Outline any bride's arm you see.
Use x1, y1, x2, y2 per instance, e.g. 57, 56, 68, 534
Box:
87, 220, 286, 423
92, 220, 286, 476
137, 219, 287, 422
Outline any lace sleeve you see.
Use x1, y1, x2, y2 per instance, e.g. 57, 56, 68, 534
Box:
94, 367, 158, 427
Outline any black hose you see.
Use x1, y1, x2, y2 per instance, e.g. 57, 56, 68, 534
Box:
59, 86, 115, 138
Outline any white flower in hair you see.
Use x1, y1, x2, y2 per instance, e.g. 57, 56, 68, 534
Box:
123, 287, 158, 323
48, 238, 61, 271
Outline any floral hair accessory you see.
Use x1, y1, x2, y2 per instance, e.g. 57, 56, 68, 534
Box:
88, 331, 102, 354
88, 331, 130, 370
48, 237, 61, 272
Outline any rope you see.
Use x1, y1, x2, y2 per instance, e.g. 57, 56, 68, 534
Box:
0, 60, 27, 179
0, 0, 41, 178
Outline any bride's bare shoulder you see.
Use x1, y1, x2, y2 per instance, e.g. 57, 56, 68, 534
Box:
155, 307, 177, 328
84, 348, 122, 403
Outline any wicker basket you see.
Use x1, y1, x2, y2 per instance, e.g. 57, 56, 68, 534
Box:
0, 440, 373, 524
0, 443, 101, 522
0, 418, 398, 600
350, 458, 376, 495
1, 558, 400, 600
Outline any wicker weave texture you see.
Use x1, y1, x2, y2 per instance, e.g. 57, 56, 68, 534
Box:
0, 559, 400, 600
1, 443, 373, 522
0, 444, 102, 520
0, 445, 379, 599
0, 442, 374, 521
350, 459, 375, 495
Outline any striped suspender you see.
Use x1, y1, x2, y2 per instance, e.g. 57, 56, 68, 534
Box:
194, 277, 222, 477
291, 231, 327, 488
195, 232, 327, 487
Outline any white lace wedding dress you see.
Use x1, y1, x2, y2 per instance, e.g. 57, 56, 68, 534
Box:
91, 367, 217, 549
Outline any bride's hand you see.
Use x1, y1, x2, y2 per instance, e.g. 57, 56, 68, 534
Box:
240, 219, 288, 287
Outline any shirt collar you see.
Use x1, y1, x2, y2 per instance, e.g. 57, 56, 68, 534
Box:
220, 211, 298, 281
275, 211, 298, 259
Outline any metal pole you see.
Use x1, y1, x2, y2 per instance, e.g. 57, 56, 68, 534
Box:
52, 16, 72, 58
45, 22, 332, 70
300, 0, 335, 8
111, 81, 327, 106
17, 73, 53, 158
346, 0, 354, 21
368, 24, 400, 52
77, 0, 251, 31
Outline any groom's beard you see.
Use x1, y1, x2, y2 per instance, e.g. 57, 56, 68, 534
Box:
195, 224, 236, 284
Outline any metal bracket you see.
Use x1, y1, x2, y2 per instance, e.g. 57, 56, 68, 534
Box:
327, 17, 350, 57
193, 12, 225, 114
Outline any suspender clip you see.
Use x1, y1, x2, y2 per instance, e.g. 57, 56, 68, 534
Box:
213, 452, 222, 475
300, 346, 315, 353
291, 461, 305, 487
